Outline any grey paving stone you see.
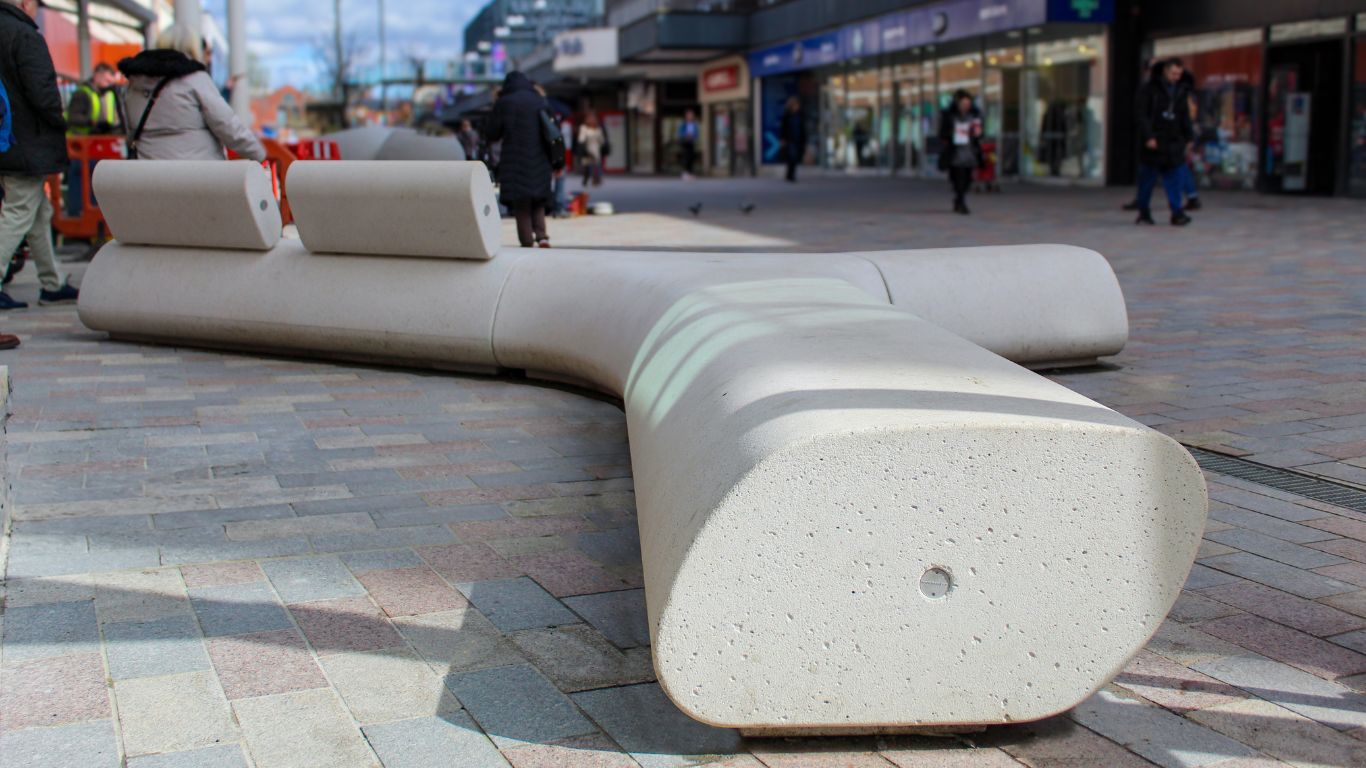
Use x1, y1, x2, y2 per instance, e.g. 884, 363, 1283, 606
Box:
15, 515, 153, 535
1207, 503, 1339, 544
1183, 564, 1241, 591
1070, 688, 1258, 767
0, 720, 120, 768
459, 578, 580, 632
1208, 488, 1327, 522
563, 589, 651, 649
189, 581, 293, 637
363, 713, 511, 768
1193, 654, 1366, 731
392, 607, 526, 675
471, 467, 595, 488
510, 624, 654, 692
103, 614, 211, 679
152, 504, 294, 530
341, 548, 425, 572
571, 528, 643, 567
310, 524, 456, 553
443, 664, 597, 749
160, 536, 311, 566
294, 493, 429, 517
1, 599, 100, 662
373, 503, 507, 529
126, 744, 249, 768
6, 547, 163, 578
1330, 629, 1366, 654
261, 555, 366, 603
1205, 528, 1347, 569
571, 683, 743, 768
1200, 552, 1357, 599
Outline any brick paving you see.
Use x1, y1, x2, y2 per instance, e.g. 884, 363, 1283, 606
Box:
0, 176, 1364, 766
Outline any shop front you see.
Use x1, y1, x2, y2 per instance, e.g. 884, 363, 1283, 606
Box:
748, 0, 1114, 183
698, 57, 754, 176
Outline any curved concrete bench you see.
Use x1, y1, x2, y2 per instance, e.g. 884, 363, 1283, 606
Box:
76, 161, 1206, 732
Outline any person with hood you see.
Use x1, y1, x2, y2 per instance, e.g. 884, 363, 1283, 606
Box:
456, 119, 480, 160
485, 71, 553, 248
779, 96, 804, 182
938, 89, 983, 215
0, 0, 80, 312
1124, 66, 1201, 213
1134, 58, 1194, 226
117, 25, 265, 162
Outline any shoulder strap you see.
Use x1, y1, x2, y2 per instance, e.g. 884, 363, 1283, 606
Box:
127, 76, 173, 158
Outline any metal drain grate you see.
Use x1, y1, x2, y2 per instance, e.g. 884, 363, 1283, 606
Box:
1185, 446, 1366, 513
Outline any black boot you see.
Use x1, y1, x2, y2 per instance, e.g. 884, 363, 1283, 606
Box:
1135, 211, 1155, 225
1183, 197, 1202, 211
1121, 200, 1140, 211
1170, 211, 1192, 226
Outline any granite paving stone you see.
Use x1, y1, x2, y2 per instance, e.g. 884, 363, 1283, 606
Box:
1069, 688, 1260, 767
1198, 582, 1366, 637
879, 744, 1024, 767
92, 568, 190, 623
416, 542, 523, 582
233, 688, 380, 768
444, 664, 598, 749
125, 745, 250, 768
357, 566, 469, 617
0, 652, 110, 732
510, 550, 634, 597
392, 606, 526, 674
0, 720, 121, 768
188, 581, 293, 637
0, 600, 99, 663
319, 647, 459, 724
459, 577, 582, 632
260, 555, 366, 604
114, 671, 238, 756
289, 595, 405, 655
180, 560, 266, 588
571, 683, 743, 768
309, 524, 456, 553
1199, 613, 1366, 680
372, 502, 508, 528
1114, 650, 1248, 715
341, 548, 426, 572
103, 614, 211, 680
206, 629, 328, 699
1184, 565, 1242, 591
510, 624, 655, 692
1186, 697, 1366, 767
1204, 529, 1348, 570
1193, 654, 1366, 731
563, 589, 651, 649
362, 713, 512, 768
1199, 553, 1358, 599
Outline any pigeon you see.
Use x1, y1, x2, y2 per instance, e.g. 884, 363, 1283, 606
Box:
688, 203, 703, 217
739, 202, 756, 215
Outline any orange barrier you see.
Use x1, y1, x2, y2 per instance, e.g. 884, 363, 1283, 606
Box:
49, 135, 126, 243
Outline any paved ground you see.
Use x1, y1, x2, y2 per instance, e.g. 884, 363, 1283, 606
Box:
0, 176, 1364, 767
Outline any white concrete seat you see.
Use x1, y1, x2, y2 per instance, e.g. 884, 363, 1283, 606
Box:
76, 162, 1207, 732
92, 161, 282, 251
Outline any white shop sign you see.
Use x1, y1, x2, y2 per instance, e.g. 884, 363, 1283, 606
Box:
553, 28, 619, 72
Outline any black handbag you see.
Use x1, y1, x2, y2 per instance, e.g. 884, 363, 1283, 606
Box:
539, 109, 565, 172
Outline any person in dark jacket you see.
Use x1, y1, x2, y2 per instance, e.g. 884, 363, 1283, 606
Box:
485, 71, 552, 248
0, 0, 79, 310
1134, 58, 1195, 226
779, 97, 804, 182
938, 89, 983, 215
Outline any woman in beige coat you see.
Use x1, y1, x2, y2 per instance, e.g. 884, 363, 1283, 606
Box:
117, 30, 265, 161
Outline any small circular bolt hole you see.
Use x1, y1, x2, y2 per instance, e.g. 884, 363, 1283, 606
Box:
483, 204, 492, 216
920, 567, 953, 600
259, 200, 269, 211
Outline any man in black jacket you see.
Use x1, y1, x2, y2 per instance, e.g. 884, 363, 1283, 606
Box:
1134, 58, 1195, 226
0, 0, 79, 309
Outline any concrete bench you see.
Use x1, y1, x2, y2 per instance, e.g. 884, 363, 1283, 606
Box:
80, 161, 1206, 731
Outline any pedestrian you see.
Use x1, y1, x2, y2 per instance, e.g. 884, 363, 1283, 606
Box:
938, 89, 983, 215
0, 0, 80, 313
117, 25, 265, 161
779, 96, 804, 182
1134, 58, 1194, 226
64, 61, 122, 217
678, 109, 699, 179
576, 110, 605, 188
456, 119, 480, 161
485, 71, 553, 248
551, 113, 572, 218
1177, 67, 1202, 211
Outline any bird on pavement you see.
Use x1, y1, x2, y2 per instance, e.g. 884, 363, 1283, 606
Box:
739, 202, 756, 215
688, 203, 703, 217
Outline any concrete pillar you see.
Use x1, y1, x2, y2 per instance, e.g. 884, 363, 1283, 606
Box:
77, 0, 91, 79
227, 0, 250, 121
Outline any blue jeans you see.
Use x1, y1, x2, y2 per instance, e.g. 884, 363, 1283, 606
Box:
1137, 163, 1183, 215
551, 174, 567, 215
64, 158, 100, 217
1178, 163, 1199, 200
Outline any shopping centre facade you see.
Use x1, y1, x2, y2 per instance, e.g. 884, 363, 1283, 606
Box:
530, 0, 1366, 195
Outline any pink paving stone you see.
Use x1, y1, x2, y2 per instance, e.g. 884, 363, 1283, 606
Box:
206, 629, 328, 699
1199, 613, 1366, 681
0, 653, 109, 733
1317, 562, 1366, 588
289, 596, 405, 655
1198, 582, 1366, 637
458, 416, 564, 430
1312, 538, 1366, 563
302, 415, 407, 429
397, 460, 521, 480
508, 551, 632, 597
451, 516, 593, 542
21, 459, 144, 478
356, 567, 469, 617
180, 561, 266, 589
423, 485, 558, 507
501, 734, 640, 768
415, 543, 523, 583
1114, 650, 1248, 713
1167, 592, 1244, 624
375, 440, 486, 456
748, 742, 893, 768
1304, 515, 1366, 542
1311, 441, 1366, 460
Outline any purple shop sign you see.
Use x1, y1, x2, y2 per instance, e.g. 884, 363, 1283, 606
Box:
841, 20, 882, 60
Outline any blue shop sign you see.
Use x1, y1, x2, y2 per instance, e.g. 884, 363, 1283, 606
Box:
1048, 0, 1114, 23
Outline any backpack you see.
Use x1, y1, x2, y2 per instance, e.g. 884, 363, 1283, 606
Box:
0, 76, 14, 153
539, 108, 565, 172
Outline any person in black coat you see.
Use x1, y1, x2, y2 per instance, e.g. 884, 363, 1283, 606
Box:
0, 0, 78, 310
1134, 58, 1195, 226
938, 89, 983, 215
779, 97, 804, 182
485, 71, 553, 247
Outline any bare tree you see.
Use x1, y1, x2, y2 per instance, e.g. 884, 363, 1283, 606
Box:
314, 30, 362, 125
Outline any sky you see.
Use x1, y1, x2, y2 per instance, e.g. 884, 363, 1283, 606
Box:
203, 0, 489, 91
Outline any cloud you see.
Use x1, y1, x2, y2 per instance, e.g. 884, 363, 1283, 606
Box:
204, 0, 486, 90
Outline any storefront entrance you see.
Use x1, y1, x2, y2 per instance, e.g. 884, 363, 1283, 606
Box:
1265, 40, 1345, 195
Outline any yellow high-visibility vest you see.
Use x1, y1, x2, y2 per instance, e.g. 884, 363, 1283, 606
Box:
67, 84, 120, 134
